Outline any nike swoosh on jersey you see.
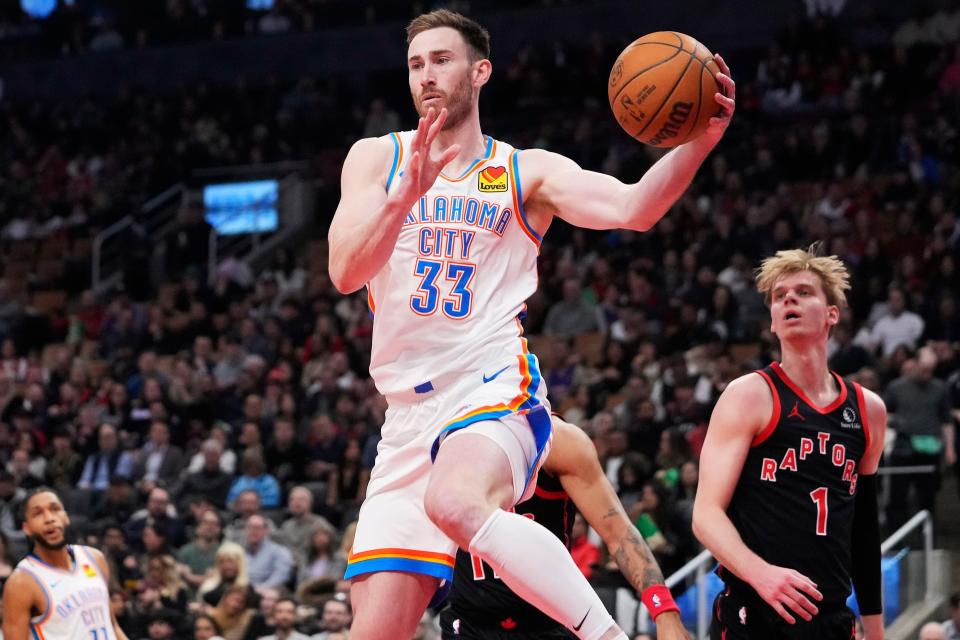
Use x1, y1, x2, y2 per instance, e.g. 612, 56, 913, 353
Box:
573, 608, 591, 632
482, 366, 510, 384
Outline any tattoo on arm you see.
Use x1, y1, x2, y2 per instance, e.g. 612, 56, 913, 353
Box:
613, 530, 665, 592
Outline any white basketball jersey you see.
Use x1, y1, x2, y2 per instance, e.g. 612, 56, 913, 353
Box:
367, 132, 542, 396
15, 545, 117, 640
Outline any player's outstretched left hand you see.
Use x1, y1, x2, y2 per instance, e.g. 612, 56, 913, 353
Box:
388, 107, 461, 212
705, 53, 735, 141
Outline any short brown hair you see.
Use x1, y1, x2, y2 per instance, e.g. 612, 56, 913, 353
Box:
406, 9, 490, 61
755, 243, 851, 308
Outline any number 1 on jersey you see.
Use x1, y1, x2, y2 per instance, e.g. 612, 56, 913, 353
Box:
90, 627, 110, 640
810, 487, 829, 536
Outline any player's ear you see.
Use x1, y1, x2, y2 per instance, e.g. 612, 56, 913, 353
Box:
827, 305, 840, 327
473, 58, 492, 88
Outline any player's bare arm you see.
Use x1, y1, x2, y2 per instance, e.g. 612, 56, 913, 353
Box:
2, 570, 45, 640
88, 547, 131, 640
692, 373, 824, 625
519, 55, 735, 234
855, 388, 888, 640
547, 417, 690, 639
328, 107, 460, 293
858, 388, 887, 476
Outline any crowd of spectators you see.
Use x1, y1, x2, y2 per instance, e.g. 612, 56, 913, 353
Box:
0, 0, 561, 62
0, 4, 958, 638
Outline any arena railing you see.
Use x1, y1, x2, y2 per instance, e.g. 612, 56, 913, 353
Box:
628, 510, 934, 639
92, 183, 186, 292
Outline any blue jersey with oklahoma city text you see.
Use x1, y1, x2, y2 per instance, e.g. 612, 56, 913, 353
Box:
366, 132, 542, 396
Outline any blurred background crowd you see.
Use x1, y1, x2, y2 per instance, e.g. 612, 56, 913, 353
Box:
0, 1, 959, 638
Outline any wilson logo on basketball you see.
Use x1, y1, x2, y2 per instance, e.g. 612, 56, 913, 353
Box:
478, 166, 508, 192
646, 100, 694, 146
609, 60, 624, 87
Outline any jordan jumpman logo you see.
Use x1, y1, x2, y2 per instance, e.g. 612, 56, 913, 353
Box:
788, 401, 805, 421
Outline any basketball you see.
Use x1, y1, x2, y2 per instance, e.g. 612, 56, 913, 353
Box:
608, 31, 722, 148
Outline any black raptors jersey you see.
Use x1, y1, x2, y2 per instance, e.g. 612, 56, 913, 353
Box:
446, 471, 576, 633
720, 363, 870, 605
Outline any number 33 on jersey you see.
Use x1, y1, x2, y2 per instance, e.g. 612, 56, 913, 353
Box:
366, 132, 542, 397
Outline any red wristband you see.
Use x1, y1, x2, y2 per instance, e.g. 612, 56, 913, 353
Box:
641, 584, 680, 619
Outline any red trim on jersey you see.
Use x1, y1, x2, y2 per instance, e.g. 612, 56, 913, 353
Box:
533, 486, 567, 501
853, 382, 872, 455
770, 362, 847, 414
751, 370, 781, 447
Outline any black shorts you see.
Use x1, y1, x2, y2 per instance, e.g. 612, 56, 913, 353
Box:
439, 608, 575, 639
710, 588, 856, 640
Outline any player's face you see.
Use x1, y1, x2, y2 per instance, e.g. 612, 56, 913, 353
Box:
769, 271, 839, 341
408, 27, 481, 129
23, 492, 70, 550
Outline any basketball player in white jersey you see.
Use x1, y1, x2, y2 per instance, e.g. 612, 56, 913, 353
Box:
328, 10, 734, 640
2, 488, 129, 640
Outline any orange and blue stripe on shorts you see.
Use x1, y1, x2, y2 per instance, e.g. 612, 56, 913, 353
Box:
344, 547, 455, 581
429, 353, 553, 497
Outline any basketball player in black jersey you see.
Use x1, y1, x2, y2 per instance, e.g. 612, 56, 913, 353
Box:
441, 417, 690, 639
693, 247, 886, 640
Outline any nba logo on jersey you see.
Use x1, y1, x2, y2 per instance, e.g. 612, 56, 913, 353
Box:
478, 166, 508, 192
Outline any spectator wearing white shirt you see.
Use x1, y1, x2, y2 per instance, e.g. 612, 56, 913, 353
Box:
189, 423, 237, 474
869, 288, 925, 356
